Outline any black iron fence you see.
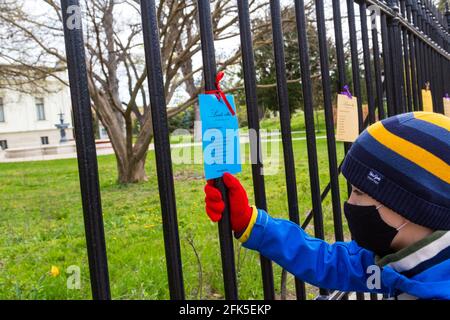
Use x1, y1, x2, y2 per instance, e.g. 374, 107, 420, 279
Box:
60, 0, 450, 300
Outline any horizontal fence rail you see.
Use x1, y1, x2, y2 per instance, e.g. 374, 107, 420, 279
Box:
60, 0, 450, 300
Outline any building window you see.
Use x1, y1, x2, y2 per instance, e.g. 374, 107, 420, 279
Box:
0, 140, 7, 150
36, 98, 46, 121
0, 98, 4, 122
41, 136, 49, 145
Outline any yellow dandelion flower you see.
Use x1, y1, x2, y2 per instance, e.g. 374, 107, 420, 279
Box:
50, 265, 60, 277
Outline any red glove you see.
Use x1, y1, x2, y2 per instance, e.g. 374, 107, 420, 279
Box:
204, 173, 253, 233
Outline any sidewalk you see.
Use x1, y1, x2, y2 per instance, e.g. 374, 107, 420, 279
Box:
0, 132, 327, 163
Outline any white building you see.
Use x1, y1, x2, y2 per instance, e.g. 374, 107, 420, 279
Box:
0, 67, 73, 150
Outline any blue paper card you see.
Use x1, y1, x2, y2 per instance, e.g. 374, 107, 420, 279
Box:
199, 94, 242, 180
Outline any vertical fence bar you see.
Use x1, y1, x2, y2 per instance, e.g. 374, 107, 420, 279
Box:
440, 53, 446, 112
439, 25, 447, 111
447, 3, 450, 73
197, 0, 238, 300
431, 12, 439, 113
269, 0, 306, 300
435, 37, 441, 112
434, 30, 444, 113
347, 0, 364, 131
294, 0, 328, 300
139, 0, 185, 300
430, 50, 437, 112
421, 2, 431, 92
358, 0, 376, 124
418, 1, 426, 92
60, 0, 110, 300
236, 0, 275, 300
437, 51, 444, 113
315, 0, 344, 297
370, 4, 386, 120
406, 0, 419, 111
327, 5, 366, 290
435, 18, 442, 113
413, 0, 425, 110
388, 0, 406, 115
446, 4, 450, 94
381, 11, 396, 117
331, 1, 350, 300
332, 0, 353, 202
400, 0, 413, 113
329, 0, 347, 237
333, 0, 347, 102
422, 7, 430, 105
426, 5, 437, 111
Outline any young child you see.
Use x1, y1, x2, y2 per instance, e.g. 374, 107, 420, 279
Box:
204, 111, 450, 300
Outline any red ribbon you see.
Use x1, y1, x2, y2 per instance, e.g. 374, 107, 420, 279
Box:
205, 71, 236, 116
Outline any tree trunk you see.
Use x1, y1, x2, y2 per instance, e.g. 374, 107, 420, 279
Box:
193, 102, 202, 142
87, 76, 150, 184
116, 154, 148, 184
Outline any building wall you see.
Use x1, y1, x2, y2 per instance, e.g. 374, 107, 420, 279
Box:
0, 129, 73, 149
0, 76, 73, 149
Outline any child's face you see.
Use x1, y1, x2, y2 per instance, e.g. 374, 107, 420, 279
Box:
347, 186, 406, 229
347, 185, 432, 251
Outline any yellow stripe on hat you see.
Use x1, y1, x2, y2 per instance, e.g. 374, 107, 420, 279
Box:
367, 121, 450, 184
413, 112, 450, 131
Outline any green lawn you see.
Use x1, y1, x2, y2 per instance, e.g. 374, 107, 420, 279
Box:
169, 110, 327, 145
0, 128, 351, 299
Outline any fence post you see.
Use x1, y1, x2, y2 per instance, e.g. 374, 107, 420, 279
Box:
197, 0, 238, 300
411, 0, 424, 110
417, 1, 428, 110
315, 0, 347, 297
269, 0, 306, 300
445, 6, 449, 89
293, 0, 324, 251
332, 0, 353, 202
236, 0, 275, 300
405, 0, 420, 111
381, 11, 397, 116
425, 3, 438, 112
400, 0, 413, 113
444, 2, 449, 29
60, 0, 110, 300
139, 0, 185, 300
357, 0, 377, 124
370, 3, 387, 120
387, 0, 406, 115
346, 0, 364, 131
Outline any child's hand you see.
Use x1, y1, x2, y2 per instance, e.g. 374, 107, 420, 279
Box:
204, 173, 253, 233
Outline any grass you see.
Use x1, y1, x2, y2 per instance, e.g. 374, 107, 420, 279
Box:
0, 114, 351, 300
259, 110, 327, 133
170, 110, 327, 144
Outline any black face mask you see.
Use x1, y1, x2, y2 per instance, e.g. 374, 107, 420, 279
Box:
344, 201, 399, 257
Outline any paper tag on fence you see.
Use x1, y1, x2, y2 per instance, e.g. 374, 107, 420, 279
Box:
444, 98, 450, 118
199, 94, 242, 180
336, 94, 359, 142
422, 89, 433, 112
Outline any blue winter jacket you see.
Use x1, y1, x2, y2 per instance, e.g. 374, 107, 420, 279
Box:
239, 208, 450, 300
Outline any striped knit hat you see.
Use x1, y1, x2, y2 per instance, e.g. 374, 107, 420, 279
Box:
342, 112, 450, 230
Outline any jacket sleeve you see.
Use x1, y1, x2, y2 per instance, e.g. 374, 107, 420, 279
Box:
381, 264, 450, 300
238, 208, 391, 294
